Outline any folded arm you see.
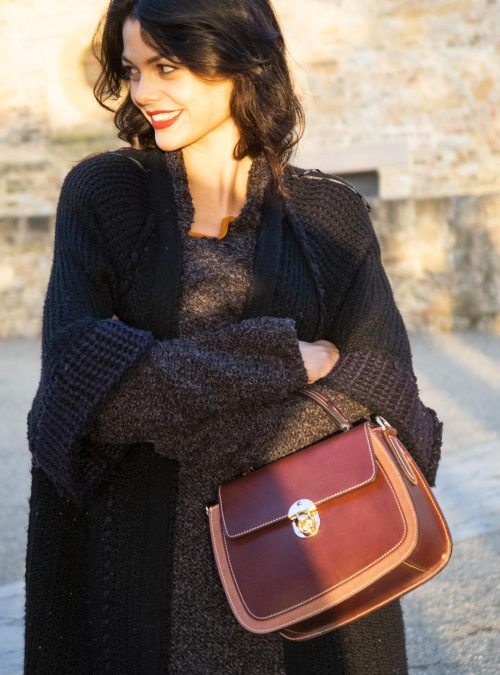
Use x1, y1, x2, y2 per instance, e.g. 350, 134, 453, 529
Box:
86, 315, 308, 445
316, 208, 443, 486
28, 163, 309, 505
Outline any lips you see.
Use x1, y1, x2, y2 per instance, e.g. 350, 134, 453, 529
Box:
146, 109, 183, 130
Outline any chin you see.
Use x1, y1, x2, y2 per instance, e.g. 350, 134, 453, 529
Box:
153, 135, 185, 153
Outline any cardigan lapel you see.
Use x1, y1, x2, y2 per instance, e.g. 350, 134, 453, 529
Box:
125, 149, 183, 340
150, 151, 184, 339
240, 188, 284, 320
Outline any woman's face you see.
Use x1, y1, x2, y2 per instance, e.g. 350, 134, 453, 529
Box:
121, 16, 235, 153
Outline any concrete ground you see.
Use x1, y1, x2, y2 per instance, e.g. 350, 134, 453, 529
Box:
0, 333, 499, 674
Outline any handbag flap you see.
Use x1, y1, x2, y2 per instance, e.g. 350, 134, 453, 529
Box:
219, 422, 376, 538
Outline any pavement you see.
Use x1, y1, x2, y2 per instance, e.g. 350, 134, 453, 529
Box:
0, 333, 499, 674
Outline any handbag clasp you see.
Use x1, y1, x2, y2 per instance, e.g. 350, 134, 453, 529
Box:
288, 499, 320, 538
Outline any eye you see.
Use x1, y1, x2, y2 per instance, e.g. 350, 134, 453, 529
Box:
159, 63, 176, 75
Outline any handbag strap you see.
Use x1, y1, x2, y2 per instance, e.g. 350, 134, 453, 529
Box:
297, 387, 352, 432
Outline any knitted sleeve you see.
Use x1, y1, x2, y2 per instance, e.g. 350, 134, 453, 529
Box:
319, 208, 443, 487
27, 164, 309, 506
27, 165, 157, 505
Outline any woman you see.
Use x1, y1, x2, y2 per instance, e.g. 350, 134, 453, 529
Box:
24, 0, 443, 673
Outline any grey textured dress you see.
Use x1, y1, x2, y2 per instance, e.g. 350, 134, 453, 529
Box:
163, 149, 295, 673
148, 151, 393, 673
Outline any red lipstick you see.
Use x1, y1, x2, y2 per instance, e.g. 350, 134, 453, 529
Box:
146, 110, 183, 130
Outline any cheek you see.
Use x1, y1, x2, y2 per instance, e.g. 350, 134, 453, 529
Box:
192, 82, 233, 121
214, 81, 234, 117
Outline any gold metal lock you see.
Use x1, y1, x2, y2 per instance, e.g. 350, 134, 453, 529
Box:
287, 498, 320, 538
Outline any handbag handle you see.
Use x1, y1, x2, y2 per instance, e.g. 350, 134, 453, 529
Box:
297, 387, 352, 432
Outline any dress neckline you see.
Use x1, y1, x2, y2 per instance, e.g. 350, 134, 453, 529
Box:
162, 148, 273, 240
186, 215, 237, 240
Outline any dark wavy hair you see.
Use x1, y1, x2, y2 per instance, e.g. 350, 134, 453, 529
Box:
92, 0, 305, 196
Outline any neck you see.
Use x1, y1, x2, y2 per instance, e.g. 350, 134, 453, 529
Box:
180, 121, 254, 216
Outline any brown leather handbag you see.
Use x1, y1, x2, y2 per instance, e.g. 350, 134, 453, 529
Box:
207, 388, 452, 641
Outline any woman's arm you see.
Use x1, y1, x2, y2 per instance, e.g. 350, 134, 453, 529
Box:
28, 164, 154, 505
85, 315, 308, 444
28, 163, 308, 505
315, 204, 443, 486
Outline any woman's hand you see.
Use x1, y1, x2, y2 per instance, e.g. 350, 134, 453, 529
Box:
298, 339, 340, 384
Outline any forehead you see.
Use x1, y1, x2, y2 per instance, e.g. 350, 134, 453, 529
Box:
121, 16, 162, 62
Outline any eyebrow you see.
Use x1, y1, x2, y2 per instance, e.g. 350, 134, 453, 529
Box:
120, 55, 164, 65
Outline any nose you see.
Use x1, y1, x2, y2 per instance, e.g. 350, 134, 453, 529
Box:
132, 73, 160, 106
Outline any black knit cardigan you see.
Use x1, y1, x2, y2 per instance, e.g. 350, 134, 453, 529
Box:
27, 146, 443, 509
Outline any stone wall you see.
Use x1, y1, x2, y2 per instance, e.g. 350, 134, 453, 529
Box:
376, 193, 500, 333
281, 0, 499, 199
0, 0, 499, 337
